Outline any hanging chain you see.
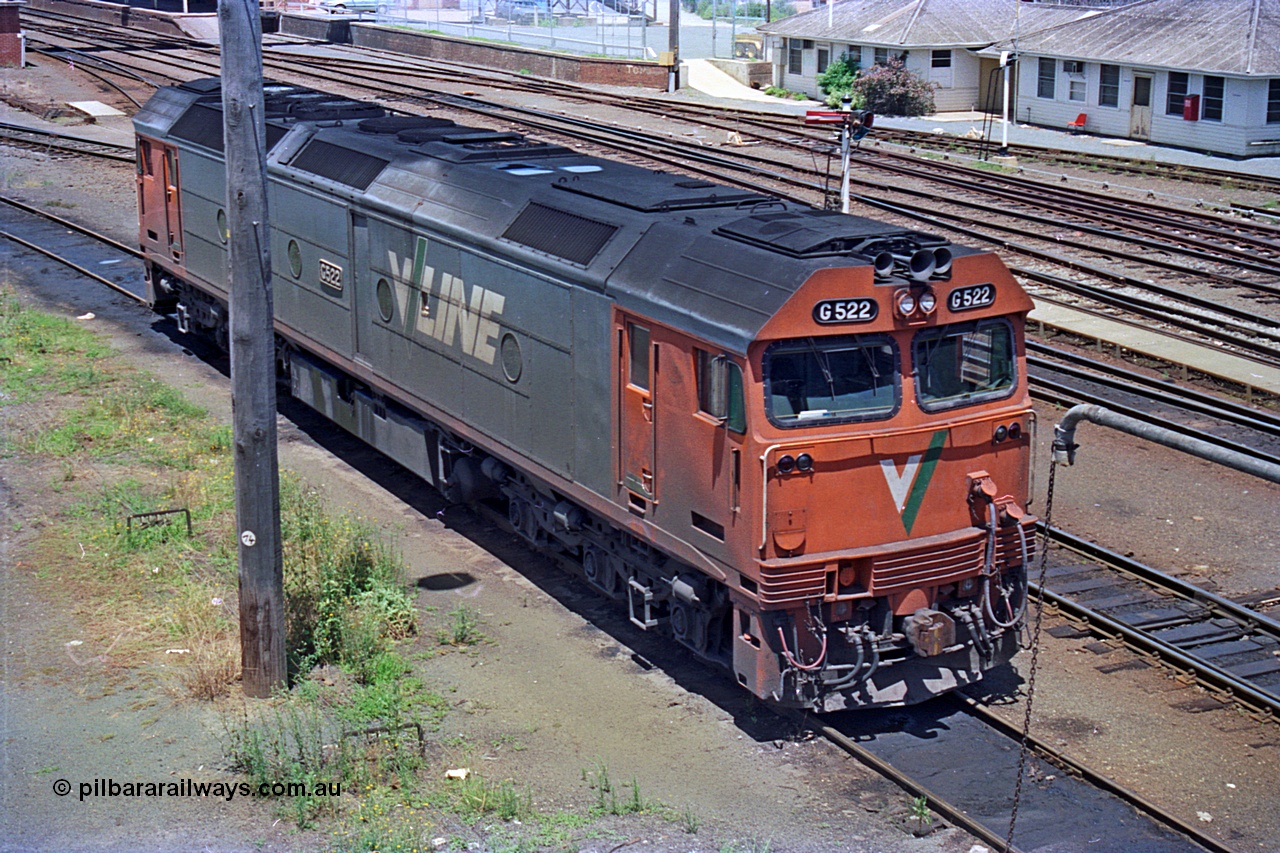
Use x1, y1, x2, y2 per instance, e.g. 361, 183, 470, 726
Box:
1003, 459, 1060, 853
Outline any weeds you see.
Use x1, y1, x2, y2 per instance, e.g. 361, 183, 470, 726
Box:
436, 604, 483, 647
280, 482, 417, 673
583, 760, 648, 816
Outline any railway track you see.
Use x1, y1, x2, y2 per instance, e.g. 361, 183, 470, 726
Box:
10, 66, 1280, 850
0, 122, 136, 163
787, 698, 1236, 853
19, 16, 1280, 361
1039, 528, 1280, 722
0, 195, 145, 303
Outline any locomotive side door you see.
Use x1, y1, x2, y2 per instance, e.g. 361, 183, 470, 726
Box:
137, 138, 183, 261
351, 213, 370, 360
619, 319, 657, 509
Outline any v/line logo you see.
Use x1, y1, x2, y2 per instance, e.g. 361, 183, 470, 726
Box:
386, 236, 506, 366
879, 430, 948, 534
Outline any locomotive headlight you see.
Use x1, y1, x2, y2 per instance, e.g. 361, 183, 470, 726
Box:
796, 453, 814, 473
918, 289, 937, 314
777, 454, 796, 474
895, 291, 917, 316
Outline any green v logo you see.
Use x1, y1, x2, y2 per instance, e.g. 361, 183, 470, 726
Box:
879, 430, 947, 534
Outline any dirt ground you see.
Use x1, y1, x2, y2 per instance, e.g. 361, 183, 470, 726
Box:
3, 54, 1280, 853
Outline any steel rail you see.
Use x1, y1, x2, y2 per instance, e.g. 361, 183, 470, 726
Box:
859, 158, 1280, 281
955, 696, 1242, 853
0, 228, 144, 304
1038, 527, 1280, 720
1029, 374, 1280, 467
1021, 276, 1280, 362
1027, 341, 1280, 435
776, 707, 1026, 853
0, 195, 142, 259
0, 122, 136, 163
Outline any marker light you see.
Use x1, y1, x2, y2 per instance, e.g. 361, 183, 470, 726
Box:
777, 454, 796, 474
796, 453, 814, 472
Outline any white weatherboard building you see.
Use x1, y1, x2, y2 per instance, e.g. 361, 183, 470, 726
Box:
758, 0, 1280, 158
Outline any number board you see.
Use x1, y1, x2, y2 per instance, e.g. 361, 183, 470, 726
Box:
947, 284, 995, 312
318, 259, 344, 293
813, 298, 878, 325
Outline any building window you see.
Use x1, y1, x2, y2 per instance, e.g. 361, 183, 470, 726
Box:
1167, 71, 1189, 115
788, 39, 802, 75
875, 47, 888, 65
1202, 75, 1224, 121
1037, 57, 1055, 99
1099, 64, 1120, 107
1069, 79, 1086, 102
931, 49, 951, 68
1269, 80, 1280, 124
1063, 60, 1084, 75
817, 47, 830, 74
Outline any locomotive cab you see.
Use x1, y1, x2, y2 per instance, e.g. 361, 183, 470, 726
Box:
729, 245, 1036, 710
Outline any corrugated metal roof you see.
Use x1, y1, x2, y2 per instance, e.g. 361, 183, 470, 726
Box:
992, 0, 1280, 76
758, 0, 1089, 47
761, 0, 1280, 77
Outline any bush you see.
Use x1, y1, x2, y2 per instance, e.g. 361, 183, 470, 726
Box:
817, 51, 862, 108
280, 481, 416, 672
852, 57, 936, 116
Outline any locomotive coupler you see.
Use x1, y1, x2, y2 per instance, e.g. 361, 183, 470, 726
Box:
904, 608, 957, 657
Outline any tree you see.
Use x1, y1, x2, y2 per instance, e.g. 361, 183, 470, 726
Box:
852, 57, 936, 116
816, 51, 862, 108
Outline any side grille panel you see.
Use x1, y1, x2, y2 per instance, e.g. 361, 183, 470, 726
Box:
502, 202, 617, 267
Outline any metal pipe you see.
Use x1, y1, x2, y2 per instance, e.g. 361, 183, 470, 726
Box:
1053, 403, 1280, 484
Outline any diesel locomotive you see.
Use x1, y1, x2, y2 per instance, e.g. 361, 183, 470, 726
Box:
134, 78, 1035, 711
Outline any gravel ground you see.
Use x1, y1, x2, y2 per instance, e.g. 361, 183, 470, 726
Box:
3, 53, 1280, 853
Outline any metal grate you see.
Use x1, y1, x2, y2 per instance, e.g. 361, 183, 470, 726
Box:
502, 202, 617, 266
169, 104, 226, 152
170, 103, 288, 153
290, 139, 388, 190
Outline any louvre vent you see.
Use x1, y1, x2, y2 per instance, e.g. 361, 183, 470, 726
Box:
170, 103, 288, 153
290, 139, 389, 190
502, 202, 617, 267
169, 104, 226, 152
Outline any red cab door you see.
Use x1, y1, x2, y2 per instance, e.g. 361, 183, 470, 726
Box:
619, 319, 657, 510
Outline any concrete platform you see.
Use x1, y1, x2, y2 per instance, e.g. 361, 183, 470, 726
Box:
1029, 298, 1280, 400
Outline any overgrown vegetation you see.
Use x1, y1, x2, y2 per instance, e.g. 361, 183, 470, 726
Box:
851, 57, 936, 116
682, 0, 795, 21
1, 290, 724, 849
816, 51, 862, 108
764, 85, 808, 101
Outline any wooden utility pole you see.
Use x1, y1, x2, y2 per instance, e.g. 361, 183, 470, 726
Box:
219, 0, 285, 697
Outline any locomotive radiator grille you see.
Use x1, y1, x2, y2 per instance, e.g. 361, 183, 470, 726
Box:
756, 522, 1035, 605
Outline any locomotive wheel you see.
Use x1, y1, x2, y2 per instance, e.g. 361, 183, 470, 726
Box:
670, 601, 708, 653
582, 545, 621, 597
507, 498, 525, 534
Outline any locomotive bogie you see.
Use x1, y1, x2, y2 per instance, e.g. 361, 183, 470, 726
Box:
134, 78, 1038, 711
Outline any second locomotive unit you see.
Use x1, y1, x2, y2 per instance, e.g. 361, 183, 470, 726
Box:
134, 78, 1035, 711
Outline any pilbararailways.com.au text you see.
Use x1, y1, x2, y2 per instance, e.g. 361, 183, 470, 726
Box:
52, 778, 340, 802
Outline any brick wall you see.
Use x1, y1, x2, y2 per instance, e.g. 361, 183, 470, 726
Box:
348, 25, 669, 89
0, 32, 22, 67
